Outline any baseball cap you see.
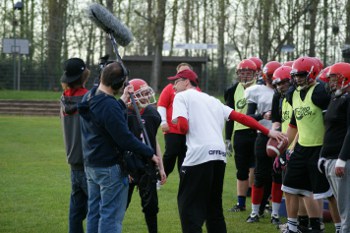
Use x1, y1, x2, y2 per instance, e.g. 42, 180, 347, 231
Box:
167, 69, 198, 83
61, 58, 86, 83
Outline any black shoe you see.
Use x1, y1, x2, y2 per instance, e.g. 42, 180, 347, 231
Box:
309, 230, 323, 233
297, 225, 311, 233
280, 229, 302, 233
271, 215, 281, 225
265, 203, 272, 213
246, 213, 259, 223
228, 204, 246, 212
258, 209, 265, 218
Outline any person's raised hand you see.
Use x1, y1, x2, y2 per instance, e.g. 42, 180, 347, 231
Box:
120, 84, 134, 104
161, 122, 170, 132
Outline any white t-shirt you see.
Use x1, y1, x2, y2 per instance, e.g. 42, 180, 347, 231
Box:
172, 89, 232, 166
244, 85, 274, 129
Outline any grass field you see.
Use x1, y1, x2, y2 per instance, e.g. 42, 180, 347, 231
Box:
0, 90, 61, 100
0, 91, 335, 233
0, 115, 279, 233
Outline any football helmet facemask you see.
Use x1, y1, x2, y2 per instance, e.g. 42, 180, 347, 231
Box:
128, 79, 156, 108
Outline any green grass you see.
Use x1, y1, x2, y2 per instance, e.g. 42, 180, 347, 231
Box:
0, 90, 223, 102
0, 116, 335, 233
0, 90, 61, 100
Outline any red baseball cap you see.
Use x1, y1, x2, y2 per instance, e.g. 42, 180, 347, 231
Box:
168, 69, 198, 83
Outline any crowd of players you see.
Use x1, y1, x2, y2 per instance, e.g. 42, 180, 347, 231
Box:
60, 55, 350, 233
224, 56, 350, 233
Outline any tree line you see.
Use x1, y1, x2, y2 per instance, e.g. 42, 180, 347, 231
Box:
0, 0, 349, 93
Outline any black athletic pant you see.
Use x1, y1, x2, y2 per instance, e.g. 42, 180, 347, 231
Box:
254, 133, 282, 187
163, 133, 187, 177
178, 160, 227, 233
126, 169, 159, 233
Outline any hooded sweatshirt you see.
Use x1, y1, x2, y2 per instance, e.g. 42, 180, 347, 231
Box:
60, 87, 88, 170
78, 86, 154, 167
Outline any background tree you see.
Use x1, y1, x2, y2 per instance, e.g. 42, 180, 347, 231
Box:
47, 0, 67, 90
308, 0, 319, 57
150, 0, 166, 92
1, 0, 350, 93
217, 0, 226, 92
345, 0, 350, 63
169, 0, 178, 56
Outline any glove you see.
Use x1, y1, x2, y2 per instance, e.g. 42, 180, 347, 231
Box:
225, 139, 233, 157
335, 158, 346, 177
273, 155, 287, 173
273, 149, 291, 173
317, 157, 327, 174
273, 156, 282, 173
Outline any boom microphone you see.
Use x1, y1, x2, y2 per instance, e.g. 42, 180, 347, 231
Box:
87, 3, 133, 47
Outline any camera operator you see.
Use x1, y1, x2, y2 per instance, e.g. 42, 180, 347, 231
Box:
78, 61, 160, 233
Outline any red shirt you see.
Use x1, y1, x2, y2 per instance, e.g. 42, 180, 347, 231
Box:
63, 87, 88, 97
158, 84, 202, 134
157, 84, 182, 134
61, 87, 89, 116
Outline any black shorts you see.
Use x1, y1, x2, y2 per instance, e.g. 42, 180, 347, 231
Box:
163, 133, 187, 176
282, 143, 330, 198
233, 129, 256, 180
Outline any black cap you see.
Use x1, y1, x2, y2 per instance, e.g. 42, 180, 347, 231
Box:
61, 58, 86, 83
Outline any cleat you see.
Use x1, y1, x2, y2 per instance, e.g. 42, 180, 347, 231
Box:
280, 229, 302, 233
298, 225, 311, 233
258, 210, 265, 218
265, 203, 272, 213
279, 223, 288, 231
228, 204, 246, 212
271, 215, 281, 226
308, 222, 325, 233
246, 213, 259, 223
279, 224, 303, 233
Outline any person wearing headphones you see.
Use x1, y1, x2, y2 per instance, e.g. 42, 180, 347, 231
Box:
78, 62, 160, 233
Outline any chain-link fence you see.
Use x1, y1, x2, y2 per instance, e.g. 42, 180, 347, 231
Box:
0, 55, 230, 94
0, 56, 100, 91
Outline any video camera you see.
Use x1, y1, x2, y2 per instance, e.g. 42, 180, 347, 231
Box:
98, 54, 110, 73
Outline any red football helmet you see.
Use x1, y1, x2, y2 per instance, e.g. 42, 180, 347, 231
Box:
249, 57, 263, 71
272, 66, 293, 84
327, 62, 350, 95
236, 59, 257, 87
291, 57, 319, 89
272, 66, 292, 94
317, 66, 331, 83
237, 59, 257, 71
128, 79, 156, 108
311, 57, 324, 74
262, 61, 282, 84
283, 61, 294, 67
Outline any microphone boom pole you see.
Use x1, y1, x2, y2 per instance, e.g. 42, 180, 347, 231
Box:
108, 31, 151, 147
87, 3, 152, 148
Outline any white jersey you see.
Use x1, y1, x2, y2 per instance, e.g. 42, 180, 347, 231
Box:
244, 84, 274, 129
172, 89, 232, 166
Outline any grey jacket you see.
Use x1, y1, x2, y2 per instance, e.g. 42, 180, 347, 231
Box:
60, 90, 87, 170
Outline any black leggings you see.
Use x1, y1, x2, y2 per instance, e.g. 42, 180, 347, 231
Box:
254, 133, 282, 188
